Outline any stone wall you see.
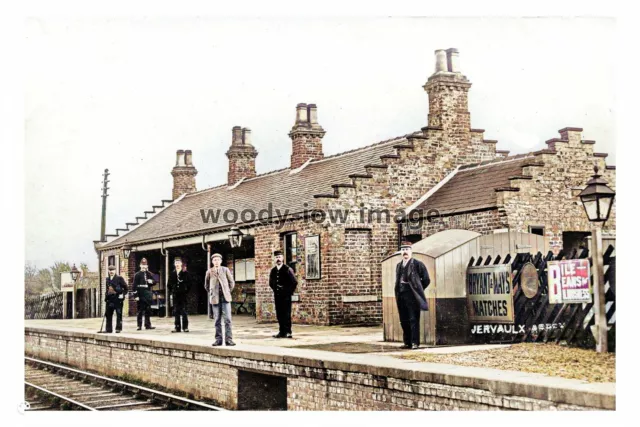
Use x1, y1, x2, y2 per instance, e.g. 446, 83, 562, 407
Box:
24, 328, 614, 411
419, 209, 505, 237
254, 218, 330, 325
497, 128, 616, 254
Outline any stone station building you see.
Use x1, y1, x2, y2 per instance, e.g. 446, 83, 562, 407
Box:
94, 47, 616, 327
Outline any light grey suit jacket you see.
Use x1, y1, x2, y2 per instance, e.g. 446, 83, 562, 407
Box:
204, 266, 235, 305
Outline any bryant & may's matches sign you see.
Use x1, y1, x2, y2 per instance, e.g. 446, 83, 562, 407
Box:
466, 264, 514, 323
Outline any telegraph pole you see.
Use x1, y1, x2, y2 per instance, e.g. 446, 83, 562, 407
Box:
100, 168, 110, 241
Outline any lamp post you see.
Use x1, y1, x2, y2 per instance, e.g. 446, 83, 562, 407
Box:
70, 264, 81, 282
70, 264, 81, 319
578, 165, 615, 353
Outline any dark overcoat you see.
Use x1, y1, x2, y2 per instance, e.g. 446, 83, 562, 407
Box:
105, 274, 128, 307
395, 257, 431, 311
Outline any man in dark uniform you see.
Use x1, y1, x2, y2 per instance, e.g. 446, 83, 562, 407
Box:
395, 241, 430, 349
269, 250, 298, 338
168, 256, 192, 333
101, 264, 128, 333
132, 257, 157, 331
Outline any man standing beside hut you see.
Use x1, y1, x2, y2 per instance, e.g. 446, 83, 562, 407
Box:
168, 256, 192, 333
269, 250, 298, 338
204, 253, 236, 346
395, 242, 430, 349
132, 257, 157, 331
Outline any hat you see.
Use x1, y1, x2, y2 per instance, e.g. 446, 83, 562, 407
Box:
211, 253, 223, 260
273, 250, 283, 256
140, 257, 148, 265
107, 265, 116, 271
400, 241, 413, 249
174, 257, 182, 263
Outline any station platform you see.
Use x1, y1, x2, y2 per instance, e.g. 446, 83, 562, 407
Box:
23, 314, 505, 354
24, 315, 615, 410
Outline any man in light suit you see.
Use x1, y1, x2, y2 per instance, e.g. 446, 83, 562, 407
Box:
395, 241, 430, 350
204, 253, 236, 346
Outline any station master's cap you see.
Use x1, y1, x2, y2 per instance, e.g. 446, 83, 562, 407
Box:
140, 257, 148, 265
273, 250, 283, 257
211, 253, 223, 260
400, 241, 413, 249
173, 256, 182, 263
107, 265, 116, 271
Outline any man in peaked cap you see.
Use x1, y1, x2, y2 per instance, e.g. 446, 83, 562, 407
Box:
204, 253, 236, 346
269, 250, 298, 338
101, 264, 128, 333
395, 241, 430, 349
168, 256, 192, 333
132, 257, 158, 331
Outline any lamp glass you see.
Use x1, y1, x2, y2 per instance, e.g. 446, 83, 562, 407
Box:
598, 196, 613, 222
581, 195, 599, 222
228, 226, 244, 248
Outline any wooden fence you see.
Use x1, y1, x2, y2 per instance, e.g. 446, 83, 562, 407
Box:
24, 292, 63, 320
469, 245, 616, 351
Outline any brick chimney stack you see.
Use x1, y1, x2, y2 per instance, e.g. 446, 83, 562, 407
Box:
423, 48, 471, 131
171, 149, 197, 199
289, 103, 325, 169
226, 125, 258, 186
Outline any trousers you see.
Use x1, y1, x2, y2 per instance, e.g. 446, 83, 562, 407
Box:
397, 287, 421, 346
212, 302, 233, 343
274, 294, 292, 335
173, 300, 188, 331
137, 299, 152, 329
105, 303, 123, 332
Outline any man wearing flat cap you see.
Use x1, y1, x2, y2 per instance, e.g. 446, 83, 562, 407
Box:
269, 250, 298, 338
101, 264, 128, 333
168, 257, 192, 333
204, 253, 236, 346
132, 257, 158, 331
395, 241, 430, 349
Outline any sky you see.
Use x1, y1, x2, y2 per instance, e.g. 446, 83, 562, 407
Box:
24, 17, 616, 271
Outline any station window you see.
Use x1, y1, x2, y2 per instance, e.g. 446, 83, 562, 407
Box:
529, 226, 545, 236
108, 255, 115, 267
283, 232, 298, 272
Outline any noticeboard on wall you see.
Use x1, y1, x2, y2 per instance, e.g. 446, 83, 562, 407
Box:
305, 235, 321, 279
234, 258, 255, 282
548, 259, 591, 304
466, 264, 514, 323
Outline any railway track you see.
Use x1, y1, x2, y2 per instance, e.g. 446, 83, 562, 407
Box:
24, 357, 225, 411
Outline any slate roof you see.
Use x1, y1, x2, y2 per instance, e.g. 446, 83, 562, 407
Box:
413, 154, 537, 216
103, 134, 415, 248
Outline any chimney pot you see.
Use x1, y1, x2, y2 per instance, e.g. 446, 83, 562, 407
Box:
184, 150, 193, 166
308, 104, 318, 125
446, 48, 460, 73
295, 103, 308, 124
434, 49, 447, 73
176, 149, 186, 166
232, 126, 243, 145
242, 128, 252, 146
